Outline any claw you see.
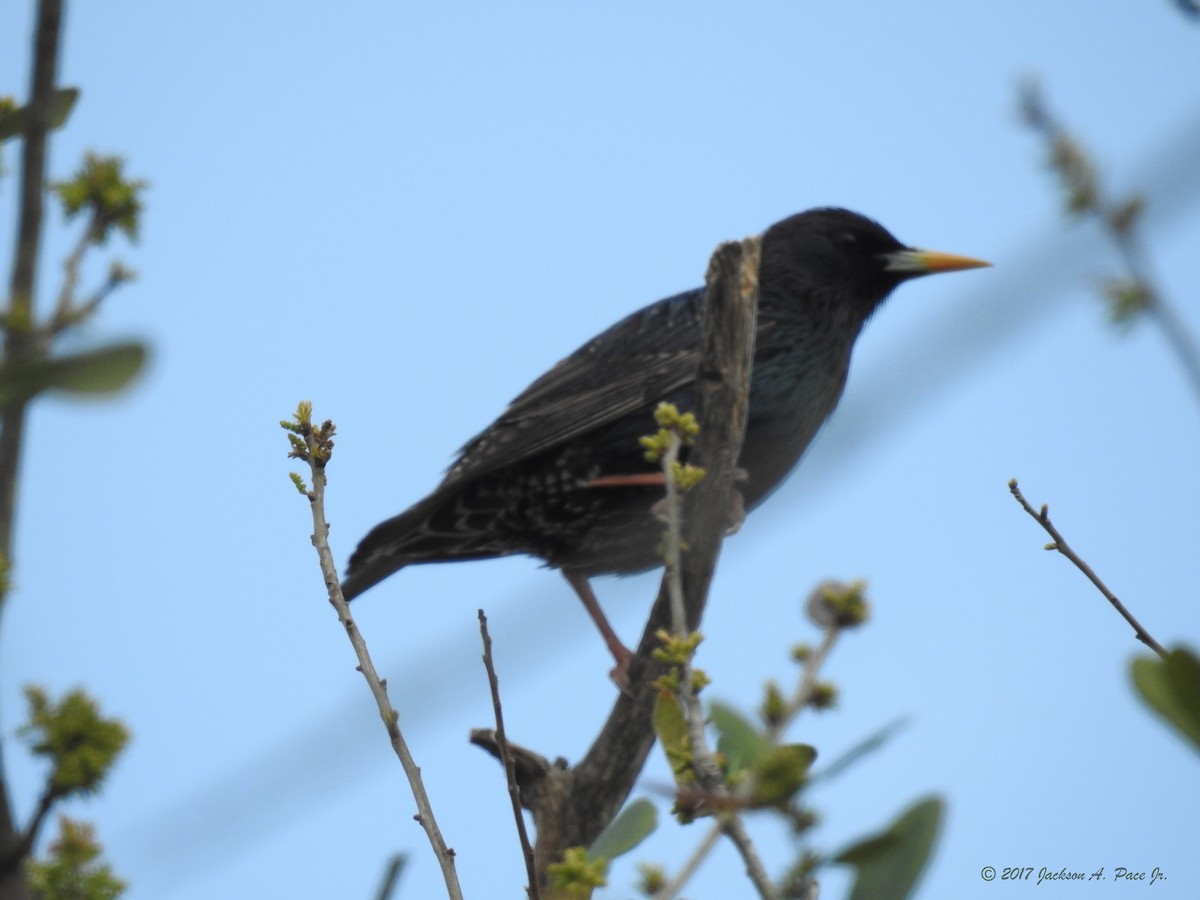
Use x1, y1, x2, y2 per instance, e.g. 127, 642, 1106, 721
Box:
725, 488, 746, 535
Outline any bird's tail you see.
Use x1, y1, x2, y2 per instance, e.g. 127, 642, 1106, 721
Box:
341, 489, 508, 600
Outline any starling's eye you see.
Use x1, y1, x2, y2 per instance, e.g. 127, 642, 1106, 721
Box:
834, 231, 860, 253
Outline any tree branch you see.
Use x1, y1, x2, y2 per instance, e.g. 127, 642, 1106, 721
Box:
1019, 81, 1200, 410
721, 814, 776, 898
767, 625, 839, 744
1008, 479, 1168, 659
510, 236, 761, 890
0, 788, 56, 881
0, 0, 62, 578
0, 5, 65, 898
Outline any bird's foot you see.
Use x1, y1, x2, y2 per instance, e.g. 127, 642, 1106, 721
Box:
649, 496, 670, 524
609, 645, 635, 694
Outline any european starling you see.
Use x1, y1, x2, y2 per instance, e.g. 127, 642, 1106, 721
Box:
344, 208, 987, 678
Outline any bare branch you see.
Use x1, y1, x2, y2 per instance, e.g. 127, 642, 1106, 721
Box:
478, 610, 540, 899
48, 218, 97, 332
287, 407, 463, 899
766, 625, 840, 744
721, 815, 776, 898
44, 215, 127, 336
503, 235, 761, 891
1008, 479, 1167, 659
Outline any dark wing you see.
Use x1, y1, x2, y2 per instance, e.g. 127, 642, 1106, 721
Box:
343, 287, 776, 598
438, 287, 709, 487
342, 289, 708, 599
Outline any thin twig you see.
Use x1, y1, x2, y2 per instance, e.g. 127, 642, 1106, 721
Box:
721, 815, 776, 899
1008, 479, 1167, 659
371, 853, 408, 900
659, 429, 720, 786
766, 625, 839, 744
291, 410, 463, 900
661, 431, 688, 637
1019, 81, 1200, 410
49, 216, 97, 331
662, 584, 857, 899
478, 609, 540, 900
1107, 212, 1200, 403
653, 822, 722, 900
44, 215, 120, 337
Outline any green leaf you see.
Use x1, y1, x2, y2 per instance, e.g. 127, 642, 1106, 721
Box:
0, 87, 80, 142
588, 798, 657, 862
750, 743, 816, 807
835, 795, 944, 900
709, 701, 770, 774
1131, 648, 1200, 754
812, 717, 910, 784
0, 342, 148, 404
52, 87, 80, 129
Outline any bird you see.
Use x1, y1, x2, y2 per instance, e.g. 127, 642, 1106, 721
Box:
343, 208, 988, 682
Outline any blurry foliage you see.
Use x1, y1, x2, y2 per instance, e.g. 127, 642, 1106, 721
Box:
0, 343, 146, 405
629, 578, 939, 899
20, 687, 128, 799
834, 797, 944, 900
3, 14, 147, 895
1131, 648, 1200, 755
26, 818, 124, 900
50, 153, 146, 246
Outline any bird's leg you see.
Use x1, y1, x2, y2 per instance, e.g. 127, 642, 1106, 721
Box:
583, 473, 667, 488
562, 569, 633, 690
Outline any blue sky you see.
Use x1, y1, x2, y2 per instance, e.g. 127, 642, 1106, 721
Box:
2, 2, 1198, 898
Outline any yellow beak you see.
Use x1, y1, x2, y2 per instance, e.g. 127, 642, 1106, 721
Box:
882, 248, 992, 275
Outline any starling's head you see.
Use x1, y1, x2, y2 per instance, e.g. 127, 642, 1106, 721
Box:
761, 207, 989, 322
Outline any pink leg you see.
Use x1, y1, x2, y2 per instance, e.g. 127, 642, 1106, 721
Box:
563, 569, 633, 689
583, 472, 667, 488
